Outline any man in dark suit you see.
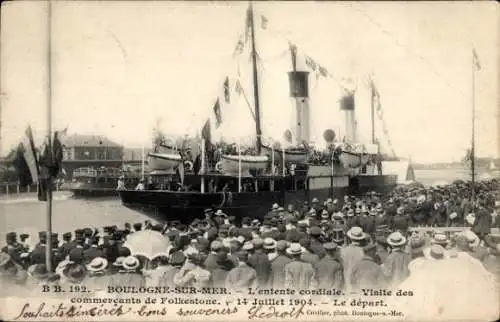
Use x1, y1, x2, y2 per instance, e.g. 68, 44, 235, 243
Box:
83, 236, 105, 264
58, 232, 74, 259
309, 226, 326, 258
314, 242, 343, 289
248, 238, 271, 287
350, 243, 386, 291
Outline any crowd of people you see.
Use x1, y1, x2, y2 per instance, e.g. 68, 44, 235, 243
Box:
1, 179, 499, 297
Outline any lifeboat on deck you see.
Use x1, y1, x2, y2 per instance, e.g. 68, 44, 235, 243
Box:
261, 144, 309, 164
147, 152, 182, 174
334, 142, 371, 169
218, 154, 269, 177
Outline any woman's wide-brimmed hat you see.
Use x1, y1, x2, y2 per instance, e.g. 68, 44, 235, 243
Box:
387, 232, 407, 247
64, 264, 87, 283
86, 257, 108, 272
347, 227, 366, 241
28, 264, 50, 280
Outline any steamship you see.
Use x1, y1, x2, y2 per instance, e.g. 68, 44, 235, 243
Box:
118, 3, 397, 223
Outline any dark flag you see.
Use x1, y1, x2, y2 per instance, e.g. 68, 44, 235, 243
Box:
213, 99, 222, 128
13, 126, 40, 187
38, 142, 51, 202
201, 119, 211, 146
193, 154, 201, 175
223, 77, 230, 104
50, 130, 64, 177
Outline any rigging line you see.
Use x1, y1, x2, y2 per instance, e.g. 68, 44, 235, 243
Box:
237, 82, 257, 122
348, 3, 470, 101
258, 48, 290, 63
260, 20, 348, 91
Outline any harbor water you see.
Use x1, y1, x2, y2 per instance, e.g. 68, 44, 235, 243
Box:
1, 169, 497, 245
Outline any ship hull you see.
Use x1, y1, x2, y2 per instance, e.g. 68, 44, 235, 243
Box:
61, 178, 141, 198
118, 174, 396, 223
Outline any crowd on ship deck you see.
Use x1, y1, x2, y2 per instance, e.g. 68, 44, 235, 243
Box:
1, 179, 499, 297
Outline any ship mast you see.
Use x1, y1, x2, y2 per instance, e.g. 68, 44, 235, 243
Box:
471, 49, 477, 201
370, 78, 376, 144
248, 2, 262, 154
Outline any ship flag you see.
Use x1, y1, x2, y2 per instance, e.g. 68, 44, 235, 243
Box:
38, 142, 51, 201
260, 15, 268, 29
235, 80, 243, 96
473, 48, 481, 70
223, 77, 230, 104
213, 98, 222, 128
201, 119, 212, 147
13, 126, 40, 187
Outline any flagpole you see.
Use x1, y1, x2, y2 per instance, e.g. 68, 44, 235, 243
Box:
249, 1, 263, 154
282, 148, 286, 177
471, 48, 476, 203
45, 0, 53, 272
238, 142, 242, 193
200, 139, 205, 193
141, 144, 145, 180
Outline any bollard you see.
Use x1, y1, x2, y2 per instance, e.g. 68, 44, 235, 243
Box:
27, 185, 30, 193
17, 184, 20, 195
6, 184, 9, 196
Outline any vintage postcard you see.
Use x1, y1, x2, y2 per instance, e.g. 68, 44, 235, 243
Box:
0, 0, 499, 321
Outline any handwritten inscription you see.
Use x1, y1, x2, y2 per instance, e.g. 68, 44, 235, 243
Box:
13, 303, 132, 320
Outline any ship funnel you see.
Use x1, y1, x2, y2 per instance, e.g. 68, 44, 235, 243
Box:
288, 71, 310, 144
340, 92, 356, 142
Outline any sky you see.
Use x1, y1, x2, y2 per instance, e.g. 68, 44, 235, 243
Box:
1, 1, 498, 163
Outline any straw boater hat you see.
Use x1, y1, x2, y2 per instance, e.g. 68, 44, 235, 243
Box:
387, 232, 407, 247
427, 245, 445, 260
263, 238, 277, 250
323, 242, 337, 251
215, 209, 226, 217
312, 198, 319, 203
347, 227, 366, 241
272, 203, 279, 210
286, 243, 303, 256
122, 256, 140, 271
87, 257, 108, 272
113, 256, 125, 267
242, 241, 254, 251
431, 232, 449, 246
463, 230, 480, 248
